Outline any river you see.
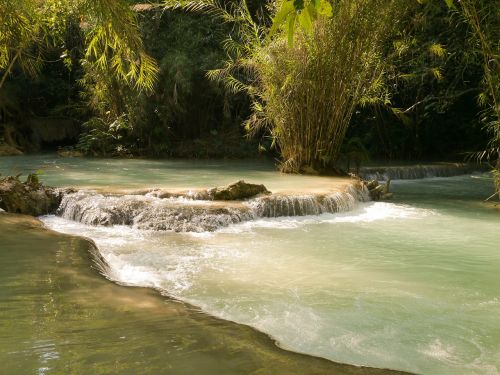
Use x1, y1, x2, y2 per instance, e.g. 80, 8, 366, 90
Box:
1, 155, 499, 374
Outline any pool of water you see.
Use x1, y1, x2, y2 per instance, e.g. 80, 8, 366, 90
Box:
2, 155, 499, 374
0, 154, 350, 193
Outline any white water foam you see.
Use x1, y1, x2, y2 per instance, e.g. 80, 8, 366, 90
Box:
217, 201, 437, 233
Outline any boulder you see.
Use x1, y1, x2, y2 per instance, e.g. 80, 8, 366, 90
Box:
0, 175, 62, 216
370, 185, 384, 200
208, 180, 271, 200
366, 179, 379, 190
365, 177, 392, 201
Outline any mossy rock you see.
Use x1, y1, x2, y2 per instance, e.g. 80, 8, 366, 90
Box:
209, 180, 271, 200
0, 175, 62, 216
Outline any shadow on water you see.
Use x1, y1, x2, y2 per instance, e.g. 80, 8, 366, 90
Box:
0, 213, 409, 375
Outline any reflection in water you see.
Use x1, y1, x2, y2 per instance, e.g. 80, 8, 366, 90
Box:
0, 214, 405, 374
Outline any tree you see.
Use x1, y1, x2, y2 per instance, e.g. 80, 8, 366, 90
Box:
0, 0, 158, 93
168, 0, 403, 173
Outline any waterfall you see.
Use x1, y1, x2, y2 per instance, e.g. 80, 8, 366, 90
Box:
359, 163, 484, 181
57, 192, 255, 232
57, 183, 369, 232
250, 184, 369, 217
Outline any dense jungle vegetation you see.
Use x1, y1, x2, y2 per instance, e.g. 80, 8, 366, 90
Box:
0, 0, 498, 188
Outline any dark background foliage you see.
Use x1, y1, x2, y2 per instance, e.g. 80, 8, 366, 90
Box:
0, 0, 491, 163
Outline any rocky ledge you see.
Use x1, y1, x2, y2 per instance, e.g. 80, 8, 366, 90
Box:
0, 174, 67, 216
0, 178, 271, 217
0, 177, 373, 230
147, 180, 271, 201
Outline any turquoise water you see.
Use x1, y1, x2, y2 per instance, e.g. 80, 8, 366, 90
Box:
1, 214, 394, 374
0, 154, 350, 193
2, 155, 499, 374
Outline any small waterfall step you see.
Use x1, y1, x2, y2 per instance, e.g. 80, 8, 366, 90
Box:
359, 162, 487, 181
57, 182, 369, 232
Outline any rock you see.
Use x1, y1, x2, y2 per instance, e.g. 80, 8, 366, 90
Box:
369, 184, 384, 200
208, 180, 271, 200
366, 180, 379, 190
0, 144, 23, 156
0, 175, 62, 216
28, 117, 81, 149
365, 178, 393, 201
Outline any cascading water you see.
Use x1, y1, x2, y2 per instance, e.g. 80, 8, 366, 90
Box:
57, 183, 370, 232
250, 185, 368, 217
57, 192, 254, 232
360, 163, 484, 181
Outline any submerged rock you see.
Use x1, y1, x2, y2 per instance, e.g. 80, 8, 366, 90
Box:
208, 180, 271, 200
0, 175, 62, 216
366, 180, 379, 190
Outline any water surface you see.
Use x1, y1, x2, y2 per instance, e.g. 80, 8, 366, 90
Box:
0, 154, 350, 193
41, 175, 500, 374
2, 155, 499, 374
0, 214, 399, 374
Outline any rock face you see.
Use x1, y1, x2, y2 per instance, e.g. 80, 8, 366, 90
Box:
0, 175, 62, 216
208, 180, 271, 200
359, 163, 485, 180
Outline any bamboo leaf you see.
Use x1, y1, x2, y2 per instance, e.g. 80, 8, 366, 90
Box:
268, 0, 295, 39
298, 7, 313, 33
287, 12, 297, 46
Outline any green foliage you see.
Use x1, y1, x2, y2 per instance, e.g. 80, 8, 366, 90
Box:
346, 0, 490, 161
261, 1, 402, 172
78, 8, 252, 158
76, 115, 132, 156
183, 0, 403, 172
81, 0, 158, 93
0, 0, 158, 92
1, 0, 497, 175
268, 0, 332, 45
25, 172, 41, 187
0, 0, 47, 88
457, 0, 500, 191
